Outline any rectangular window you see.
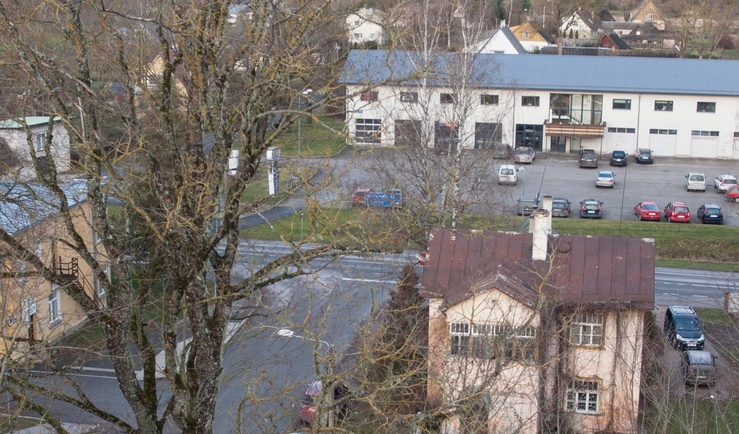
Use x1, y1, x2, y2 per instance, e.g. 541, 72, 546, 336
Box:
440, 93, 456, 104
34, 132, 47, 152
49, 289, 61, 324
354, 33, 362, 39
450, 322, 536, 361
360, 91, 378, 102
400, 92, 418, 103
734, 132, 739, 138
569, 312, 603, 347
607, 127, 636, 133
355, 118, 382, 143
697, 102, 716, 113
691, 130, 719, 137
654, 100, 673, 111
522, 96, 539, 107
481, 94, 499, 105
649, 129, 677, 135
612, 99, 631, 110
566, 380, 599, 414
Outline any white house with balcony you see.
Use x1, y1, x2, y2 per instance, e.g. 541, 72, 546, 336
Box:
0, 116, 71, 179
341, 50, 739, 159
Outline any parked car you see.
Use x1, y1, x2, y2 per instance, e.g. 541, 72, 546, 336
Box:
635, 148, 654, 164
682, 350, 716, 387
498, 164, 518, 185
685, 172, 706, 192
492, 143, 512, 159
514, 146, 535, 164
578, 149, 598, 168
299, 380, 349, 425
609, 150, 628, 166
713, 174, 737, 193
595, 171, 615, 188
664, 305, 704, 350
664, 202, 690, 223
551, 197, 571, 218
727, 185, 739, 202
579, 199, 603, 219
516, 195, 539, 216
697, 204, 723, 224
633, 201, 661, 221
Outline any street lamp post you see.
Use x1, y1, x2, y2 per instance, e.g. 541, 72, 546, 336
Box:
297, 89, 313, 156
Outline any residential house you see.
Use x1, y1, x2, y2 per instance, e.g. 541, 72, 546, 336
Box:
0, 117, 71, 181
470, 25, 527, 54
142, 52, 188, 98
341, 49, 739, 159
625, 0, 666, 31
560, 10, 605, 40
421, 201, 655, 433
622, 23, 678, 50
509, 22, 555, 53
0, 179, 106, 360
601, 32, 630, 50
347, 7, 386, 47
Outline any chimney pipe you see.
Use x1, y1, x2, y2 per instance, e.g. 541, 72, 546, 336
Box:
530, 195, 552, 261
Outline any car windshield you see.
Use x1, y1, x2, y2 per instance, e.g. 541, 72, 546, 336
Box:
553, 202, 566, 208
584, 203, 599, 210
598, 173, 612, 178
516, 148, 531, 154
502, 168, 514, 175
643, 204, 658, 210
705, 207, 720, 214
675, 318, 701, 331
724, 179, 737, 185
674, 206, 689, 213
690, 175, 704, 181
613, 152, 625, 157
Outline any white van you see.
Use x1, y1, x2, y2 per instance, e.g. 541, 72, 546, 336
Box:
686, 172, 706, 192
498, 164, 518, 185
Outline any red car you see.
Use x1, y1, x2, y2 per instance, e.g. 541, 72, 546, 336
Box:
664, 202, 690, 223
298, 380, 349, 425
634, 201, 661, 221
727, 185, 739, 203
351, 188, 370, 207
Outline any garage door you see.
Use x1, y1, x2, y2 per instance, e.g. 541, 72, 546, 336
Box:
648, 129, 677, 156
605, 127, 636, 153
689, 132, 718, 158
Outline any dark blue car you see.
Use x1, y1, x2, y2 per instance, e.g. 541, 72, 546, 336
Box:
697, 204, 723, 224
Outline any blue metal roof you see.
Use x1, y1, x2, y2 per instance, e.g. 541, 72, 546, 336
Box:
0, 180, 88, 236
342, 50, 739, 96
0, 116, 62, 129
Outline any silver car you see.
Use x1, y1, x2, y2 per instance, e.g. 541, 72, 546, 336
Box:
514, 146, 535, 164
595, 171, 615, 188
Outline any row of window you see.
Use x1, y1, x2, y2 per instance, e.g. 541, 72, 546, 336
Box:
363, 90, 720, 115
449, 323, 537, 361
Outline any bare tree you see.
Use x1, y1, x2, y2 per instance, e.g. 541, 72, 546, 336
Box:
0, 1, 355, 433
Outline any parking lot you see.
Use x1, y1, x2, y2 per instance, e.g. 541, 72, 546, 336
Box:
496, 153, 739, 226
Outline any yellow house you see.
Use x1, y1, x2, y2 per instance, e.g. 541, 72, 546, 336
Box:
0, 179, 106, 361
421, 201, 654, 434
627, 0, 665, 31
509, 22, 555, 52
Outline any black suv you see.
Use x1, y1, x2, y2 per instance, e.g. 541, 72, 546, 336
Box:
664, 306, 705, 350
578, 149, 598, 168
682, 350, 716, 386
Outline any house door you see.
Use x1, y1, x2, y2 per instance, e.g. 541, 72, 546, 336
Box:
551, 136, 567, 152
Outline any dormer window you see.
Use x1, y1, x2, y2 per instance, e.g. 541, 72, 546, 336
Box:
522, 31, 530, 38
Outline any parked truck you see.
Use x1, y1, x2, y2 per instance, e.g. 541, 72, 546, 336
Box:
352, 188, 402, 208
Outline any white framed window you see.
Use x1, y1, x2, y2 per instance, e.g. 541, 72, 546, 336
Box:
607, 127, 636, 133
440, 93, 456, 104
522, 96, 539, 106
691, 130, 719, 137
49, 288, 61, 324
22, 297, 37, 322
566, 380, 599, 414
649, 129, 677, 135
612, 99, 631, 110
450, 322, 536, 360
522, 31, 530, 38
354, 32, 362, 39
569, 312, 603, 347
645, 13, 653, 20
481, 94, 499, 105
654, 100, 673, 111
360, 91, 378, 102
34, 132, 47, 152
355, 118, 381, 143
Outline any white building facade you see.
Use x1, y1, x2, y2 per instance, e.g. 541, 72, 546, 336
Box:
0, 116, 71, 179
342, 50, 739, 159
346, 8, 385, 46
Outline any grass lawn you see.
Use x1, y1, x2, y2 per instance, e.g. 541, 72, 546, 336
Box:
270, 114, 346, 157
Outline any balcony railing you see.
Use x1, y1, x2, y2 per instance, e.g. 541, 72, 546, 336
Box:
545, 121, 606, 138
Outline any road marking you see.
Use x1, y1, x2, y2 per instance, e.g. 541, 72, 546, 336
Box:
676, 283, 686, 286
692, 295, 708, 298
68, 366, 116, 373
342, 278, 397, 284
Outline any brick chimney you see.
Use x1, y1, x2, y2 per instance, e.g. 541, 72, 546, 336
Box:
530, 195, 552, 261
